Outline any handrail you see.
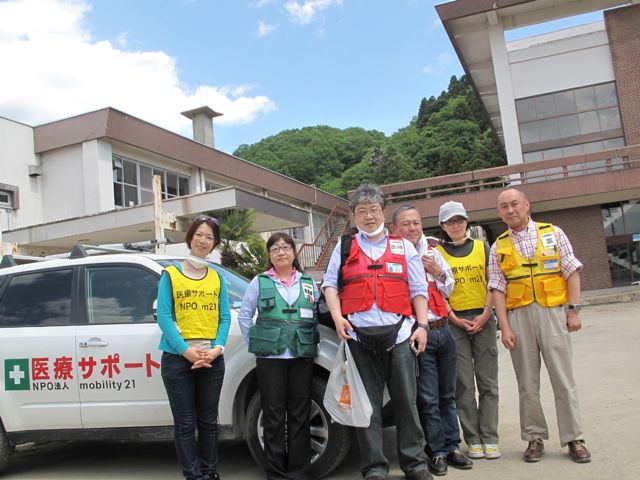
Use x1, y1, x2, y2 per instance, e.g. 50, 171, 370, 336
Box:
298, 203, 350, 270
380, 144, 640, 204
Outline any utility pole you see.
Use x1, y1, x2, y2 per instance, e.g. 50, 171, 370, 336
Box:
153, 175, 176, 253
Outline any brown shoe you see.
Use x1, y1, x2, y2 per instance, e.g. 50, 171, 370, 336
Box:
524, 439, 544, 462
568, 440, 591, 463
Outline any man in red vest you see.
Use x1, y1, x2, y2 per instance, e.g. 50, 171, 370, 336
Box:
392, 205, 473, 476
323, 184, 432, 480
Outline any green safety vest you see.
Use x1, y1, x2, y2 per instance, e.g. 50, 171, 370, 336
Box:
248, 273, 319, 358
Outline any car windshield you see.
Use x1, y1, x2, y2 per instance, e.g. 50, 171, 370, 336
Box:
156, 260, 248, 308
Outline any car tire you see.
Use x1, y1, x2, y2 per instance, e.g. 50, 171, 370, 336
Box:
244, 376, 352, 479
0, 423, 14, 474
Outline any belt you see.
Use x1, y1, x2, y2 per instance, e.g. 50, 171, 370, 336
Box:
429, 318, 448, 330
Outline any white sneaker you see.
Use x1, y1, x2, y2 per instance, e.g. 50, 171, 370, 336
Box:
467, 444, 484, 458
484, 443, 501, 459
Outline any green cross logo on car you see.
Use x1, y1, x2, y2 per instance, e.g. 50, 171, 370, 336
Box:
4, 359, 30, 391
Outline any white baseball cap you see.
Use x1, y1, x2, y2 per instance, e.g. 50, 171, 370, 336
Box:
439, 201, 468, 223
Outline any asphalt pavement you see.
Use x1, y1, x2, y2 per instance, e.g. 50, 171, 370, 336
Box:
3, 297, 640, 480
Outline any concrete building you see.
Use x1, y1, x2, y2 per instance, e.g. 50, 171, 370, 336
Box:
380, 0, 640, 290
0, 107, 349, 265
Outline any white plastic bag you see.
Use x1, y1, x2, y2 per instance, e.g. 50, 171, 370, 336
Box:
323, 339, 372, 427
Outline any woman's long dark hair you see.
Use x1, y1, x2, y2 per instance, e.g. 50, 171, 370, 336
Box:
266, 232, 304, 272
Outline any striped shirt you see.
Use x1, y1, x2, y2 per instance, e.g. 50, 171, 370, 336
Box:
488, 218, 583, 294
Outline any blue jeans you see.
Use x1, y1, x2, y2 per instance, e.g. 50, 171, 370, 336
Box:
417, 325, 461, 457
161, 352, 225, 479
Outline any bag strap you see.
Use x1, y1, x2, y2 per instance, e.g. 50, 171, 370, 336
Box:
336, 234, 352, 291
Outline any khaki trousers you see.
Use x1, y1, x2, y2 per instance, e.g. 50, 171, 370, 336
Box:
451, 318, 499, 446
508, 302, 584, 447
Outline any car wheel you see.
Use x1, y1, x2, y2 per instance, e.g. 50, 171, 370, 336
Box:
0, 423, 14, 474
244, 376, 352, 479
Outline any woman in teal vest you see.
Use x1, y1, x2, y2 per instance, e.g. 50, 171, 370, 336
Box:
157, 215, 231, 480
239, 232, 319, 480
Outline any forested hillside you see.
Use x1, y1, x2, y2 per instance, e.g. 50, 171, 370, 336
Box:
233, 75, 506, 198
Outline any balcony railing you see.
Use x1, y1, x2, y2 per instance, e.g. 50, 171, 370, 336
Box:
298, 203, 350, 270
380, 144, 640, 204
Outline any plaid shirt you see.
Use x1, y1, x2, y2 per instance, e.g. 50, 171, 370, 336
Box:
488, 218, 583, 294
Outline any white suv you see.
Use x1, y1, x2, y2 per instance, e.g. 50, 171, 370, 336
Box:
0, 247, 351, 479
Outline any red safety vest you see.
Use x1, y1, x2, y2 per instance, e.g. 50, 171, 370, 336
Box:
425, 246, 449, 318
340, 235, 413, 317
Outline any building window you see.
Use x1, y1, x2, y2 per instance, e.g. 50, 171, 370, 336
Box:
516, 82, 624, 158
0, 190, 13, 209
602, 200, 640, 287
112, 155, 190, 207
205, 181, 224, 191
0, 184, 18, 209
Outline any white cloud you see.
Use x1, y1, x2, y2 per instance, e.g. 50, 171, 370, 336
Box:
0, 0, 275, 138
257, 20, 276, 37
285, 0, 343, 25
422, 65, 435, 75
438, 52, 452, 65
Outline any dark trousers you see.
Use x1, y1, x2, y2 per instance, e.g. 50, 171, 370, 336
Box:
256, 357, 314, 480
348, 339, 428, 479
161, 352, 225, 480
417, 325, 461, 457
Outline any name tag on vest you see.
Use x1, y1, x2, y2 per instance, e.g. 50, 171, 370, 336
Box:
300, 308, 314, 318
540, 232, 557, 248
386, 262, 404, 274
389, 239, 405, 255
543, 258, 559, 270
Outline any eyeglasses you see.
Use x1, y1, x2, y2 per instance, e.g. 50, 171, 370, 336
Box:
269, 245, 293, 254
443, 217, 467, 226
354, 206, 383, 217
195, 215, 220, 226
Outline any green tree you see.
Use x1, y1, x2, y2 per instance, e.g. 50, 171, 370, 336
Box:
216, 209, 266, 278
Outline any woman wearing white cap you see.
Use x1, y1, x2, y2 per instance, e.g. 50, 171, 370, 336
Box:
435, 201, 500, 461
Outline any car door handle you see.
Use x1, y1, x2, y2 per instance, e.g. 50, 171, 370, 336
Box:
79, 338, 110, 348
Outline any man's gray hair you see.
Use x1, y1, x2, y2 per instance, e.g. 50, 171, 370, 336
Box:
349, 183, 386, 211
391, 205, 418, 225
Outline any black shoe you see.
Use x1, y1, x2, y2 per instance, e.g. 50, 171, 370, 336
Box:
406, 469, 434, 480
446, 449, 473, 470
427, 456, 447, 476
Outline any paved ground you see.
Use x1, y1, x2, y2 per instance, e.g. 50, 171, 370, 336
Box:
3, 299, 640, 479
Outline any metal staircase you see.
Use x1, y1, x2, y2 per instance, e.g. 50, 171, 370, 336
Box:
297, 205, 351, 283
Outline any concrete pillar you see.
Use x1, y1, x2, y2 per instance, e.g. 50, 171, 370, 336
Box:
181, 106, 223, 148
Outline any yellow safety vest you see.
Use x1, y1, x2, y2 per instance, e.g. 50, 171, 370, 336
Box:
495, 223, 568, 309
436, 240, 487, 311
165, 265, 221, 339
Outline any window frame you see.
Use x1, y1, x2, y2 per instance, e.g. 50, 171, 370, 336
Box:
516, 82, 624, 154
0, 183, 19, 210
112, 155, 190, 208
78, 263, 161, 326
0, 266, 80, 328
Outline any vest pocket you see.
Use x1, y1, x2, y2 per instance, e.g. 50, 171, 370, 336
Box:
381, 279, 407, 298
291, 328, 319, 358
248, 325, 282, 356
341, 282, 370, 312
542, 276, 567, 306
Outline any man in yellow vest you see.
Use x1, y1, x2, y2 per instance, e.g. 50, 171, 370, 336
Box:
488, 188, 591, 464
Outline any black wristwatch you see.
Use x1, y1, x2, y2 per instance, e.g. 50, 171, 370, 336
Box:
567, 304, 582, 313
417, 323, 431, 331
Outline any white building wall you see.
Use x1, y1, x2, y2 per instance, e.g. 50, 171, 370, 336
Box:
82, 139, 115, 214
40, 145, 86, 223
508, 26, 614, 99
0, 117, 42, 231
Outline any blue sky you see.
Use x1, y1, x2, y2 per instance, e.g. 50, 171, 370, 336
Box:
0, 0, 603, 154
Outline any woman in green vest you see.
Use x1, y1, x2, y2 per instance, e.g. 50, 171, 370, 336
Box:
435, 201, 500, 461
238, 232, 319, 480
157, 215, 231, 480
